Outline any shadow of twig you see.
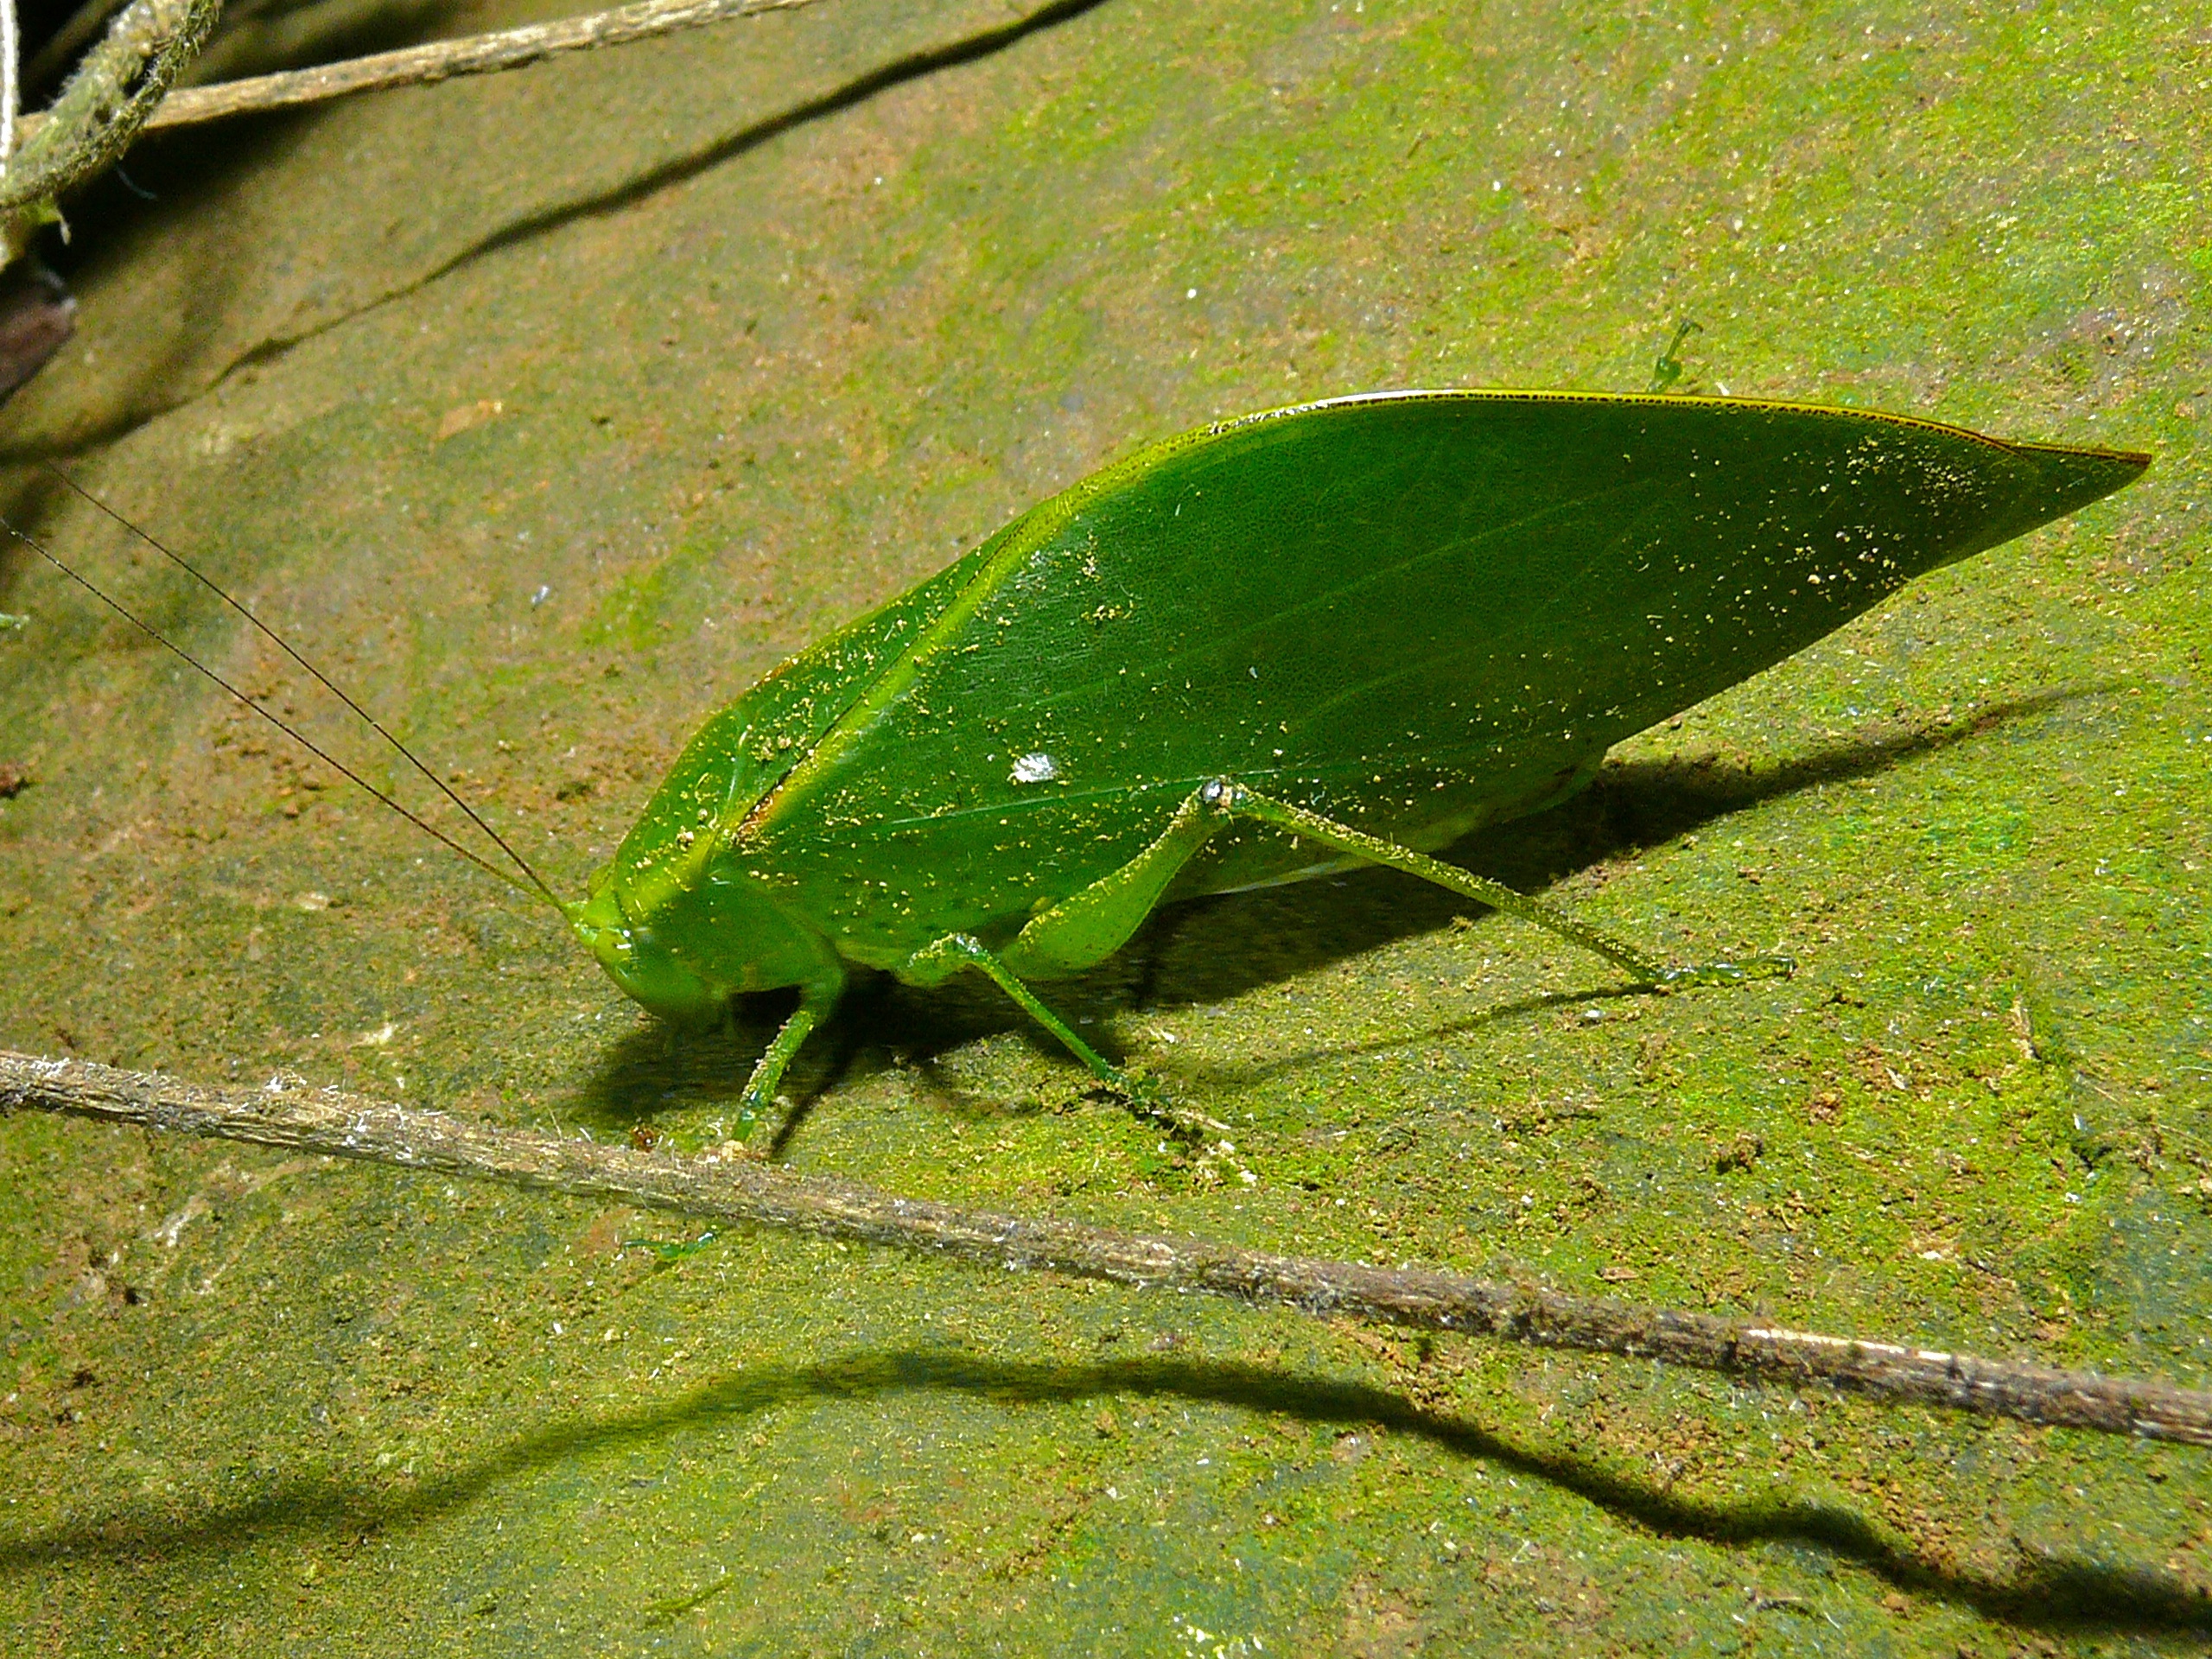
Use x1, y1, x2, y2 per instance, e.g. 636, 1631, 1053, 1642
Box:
0, 0, 1122, 463
0, 1348, 2200, 1632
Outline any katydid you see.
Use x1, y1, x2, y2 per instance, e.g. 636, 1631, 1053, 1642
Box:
16, 390, 2148, 1132
559, 390, 2145, 1120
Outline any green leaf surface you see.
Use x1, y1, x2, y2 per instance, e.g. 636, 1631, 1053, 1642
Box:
0, 0, 2206, 1652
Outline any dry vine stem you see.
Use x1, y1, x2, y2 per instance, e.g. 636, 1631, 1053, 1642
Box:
0, 0, 219, 219
3, 1049, 2207, 1446
11, 0, 824, 146
0, 0, 823, 264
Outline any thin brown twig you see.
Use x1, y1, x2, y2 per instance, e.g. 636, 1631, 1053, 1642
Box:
13, 0, 824, 146
3, 1050, 2207, 1446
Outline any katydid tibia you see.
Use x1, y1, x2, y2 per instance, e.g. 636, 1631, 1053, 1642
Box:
15, 390, 2148, 1137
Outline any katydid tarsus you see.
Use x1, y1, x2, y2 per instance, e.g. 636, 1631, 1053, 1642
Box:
1648, 319, 1702, 394
7, 390, 2148, 1140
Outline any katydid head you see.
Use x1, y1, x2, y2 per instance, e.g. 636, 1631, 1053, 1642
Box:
563, 887, 735, 1026
565, 843, 842, 1027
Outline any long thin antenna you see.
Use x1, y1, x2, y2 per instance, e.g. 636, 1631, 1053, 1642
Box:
33, 464, 561, 906
1, 517, 560, 910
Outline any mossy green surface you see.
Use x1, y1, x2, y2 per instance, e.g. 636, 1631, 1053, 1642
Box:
0, 0, 2206, 1650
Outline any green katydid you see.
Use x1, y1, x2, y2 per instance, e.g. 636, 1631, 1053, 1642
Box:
17, 390, 2147, 1134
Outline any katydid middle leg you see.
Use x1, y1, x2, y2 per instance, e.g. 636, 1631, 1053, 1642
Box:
899, 931, 1230, 1140
898, 774, 1785, 1129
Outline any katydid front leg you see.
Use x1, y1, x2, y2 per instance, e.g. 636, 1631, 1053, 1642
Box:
738, 966, 848, 1119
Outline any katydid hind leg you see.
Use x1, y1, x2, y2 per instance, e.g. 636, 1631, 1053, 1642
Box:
1207, 781, 1792, 989
901, 932, 1227, 1141
893, 768, 1778, 1138
1001, 789, 1233, 978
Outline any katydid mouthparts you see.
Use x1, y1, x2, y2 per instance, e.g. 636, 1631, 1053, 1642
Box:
10, 390, 2148, 1135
